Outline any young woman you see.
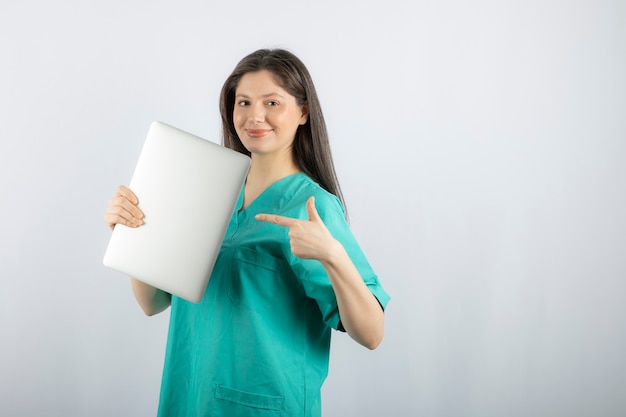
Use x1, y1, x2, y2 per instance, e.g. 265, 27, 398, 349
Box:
104, 48, 390, 417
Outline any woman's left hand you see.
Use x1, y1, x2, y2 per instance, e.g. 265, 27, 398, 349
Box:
256, 196, 341, 262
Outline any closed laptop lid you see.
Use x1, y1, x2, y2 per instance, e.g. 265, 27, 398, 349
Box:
103, 121, 250, 303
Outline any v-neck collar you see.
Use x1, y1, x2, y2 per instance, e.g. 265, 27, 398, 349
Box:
237, 172, 306, 216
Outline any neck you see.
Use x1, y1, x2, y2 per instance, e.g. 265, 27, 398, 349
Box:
248, 148, 299, 180
242, 153, 300, 209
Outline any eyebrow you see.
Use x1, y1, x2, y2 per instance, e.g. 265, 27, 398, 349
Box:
235, 92, 286, 99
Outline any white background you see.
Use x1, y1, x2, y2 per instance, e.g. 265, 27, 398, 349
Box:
1, 1, 625, 416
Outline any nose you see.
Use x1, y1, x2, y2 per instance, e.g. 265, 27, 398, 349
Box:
249, 102, 265, 124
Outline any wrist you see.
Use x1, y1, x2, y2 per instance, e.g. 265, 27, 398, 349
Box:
320, 238, 346, 268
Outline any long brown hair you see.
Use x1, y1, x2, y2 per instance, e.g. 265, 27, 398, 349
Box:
219, 48, 345, 209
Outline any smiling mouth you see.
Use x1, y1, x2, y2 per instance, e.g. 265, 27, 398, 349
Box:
246, 129, 272, 138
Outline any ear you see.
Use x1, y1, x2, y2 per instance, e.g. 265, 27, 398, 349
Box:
299, 103, 309, 125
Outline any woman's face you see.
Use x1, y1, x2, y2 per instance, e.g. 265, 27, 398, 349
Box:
233, 70, 308, 159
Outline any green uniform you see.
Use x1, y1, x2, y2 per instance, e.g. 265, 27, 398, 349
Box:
157, 173, 390, 417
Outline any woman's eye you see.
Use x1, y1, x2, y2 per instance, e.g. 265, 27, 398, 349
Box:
267, 101, 279, 106
238, 100, 249, 107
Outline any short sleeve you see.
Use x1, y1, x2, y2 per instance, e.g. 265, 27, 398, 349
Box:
285, 192, 390, 330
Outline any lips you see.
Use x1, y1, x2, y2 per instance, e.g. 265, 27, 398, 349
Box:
246, 129, 272, 138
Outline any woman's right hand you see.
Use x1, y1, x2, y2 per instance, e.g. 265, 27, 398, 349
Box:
104, 185, 144, 230
104, 186, 169, 315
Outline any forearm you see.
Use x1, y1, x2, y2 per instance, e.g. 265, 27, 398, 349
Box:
321, 242, 385, 350
130, 278, 172, 316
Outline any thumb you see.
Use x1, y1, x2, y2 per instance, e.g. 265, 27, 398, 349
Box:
306, 196, 321, 222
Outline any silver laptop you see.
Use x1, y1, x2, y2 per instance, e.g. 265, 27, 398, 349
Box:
103, 121, 250, 303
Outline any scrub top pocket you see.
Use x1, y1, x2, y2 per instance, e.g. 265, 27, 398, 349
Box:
213, 384, 283, 416
228, 247, 284, 311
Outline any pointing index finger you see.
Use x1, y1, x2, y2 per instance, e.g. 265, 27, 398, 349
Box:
255, 213, 299, 228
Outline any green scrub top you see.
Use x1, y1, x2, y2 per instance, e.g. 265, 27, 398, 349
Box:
157, 172, 390, 417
